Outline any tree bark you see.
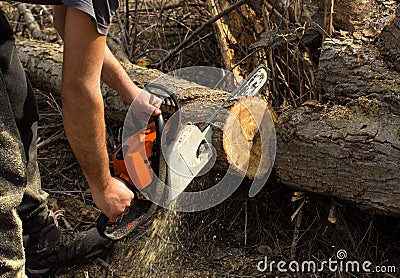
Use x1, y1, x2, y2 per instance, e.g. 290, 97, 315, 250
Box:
377, 5, 400, 72
206, 0, 243, 76
275, 37, 400, 215
205, 0, 263, 75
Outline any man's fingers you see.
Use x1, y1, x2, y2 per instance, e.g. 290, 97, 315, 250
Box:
107, 210, 119, 222
108, 204, 130, 223
152, 107, 161, 116
138, 105, 161, 119
149, 93, 162, 108
109, 216, 118, 222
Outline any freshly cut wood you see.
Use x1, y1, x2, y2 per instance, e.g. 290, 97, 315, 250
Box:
223, 96, 276, 179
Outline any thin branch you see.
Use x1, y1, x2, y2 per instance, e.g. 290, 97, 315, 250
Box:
264, 0, 290, 26
152, 0, 250, 69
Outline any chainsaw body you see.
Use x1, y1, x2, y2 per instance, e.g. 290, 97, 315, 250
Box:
97, 84, 179, 241
97, 66, 269, 240
113, 122, 156, 192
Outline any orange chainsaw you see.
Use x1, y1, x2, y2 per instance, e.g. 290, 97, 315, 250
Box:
96, 66, 269, 240
96, 83, 180, 240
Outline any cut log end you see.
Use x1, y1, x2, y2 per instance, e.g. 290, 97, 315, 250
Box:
223, 96, 276, 179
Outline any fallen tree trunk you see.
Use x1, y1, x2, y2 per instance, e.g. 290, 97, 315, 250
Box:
16, 38, 275, 180
17, 34, 400, 215
275, 37, 400, 215
16, 39, 161, 124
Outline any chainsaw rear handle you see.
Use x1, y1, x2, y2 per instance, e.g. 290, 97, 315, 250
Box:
96, 114, 165, 240
96, 198, 139, 241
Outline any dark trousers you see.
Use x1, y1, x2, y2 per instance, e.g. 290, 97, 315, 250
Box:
0, 9, 49, 277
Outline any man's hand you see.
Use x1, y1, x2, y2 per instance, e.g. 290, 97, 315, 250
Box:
91, 177, 135, 222
130, 88, 162, 120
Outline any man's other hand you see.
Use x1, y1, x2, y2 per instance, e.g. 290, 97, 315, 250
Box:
91, 177, 135, 222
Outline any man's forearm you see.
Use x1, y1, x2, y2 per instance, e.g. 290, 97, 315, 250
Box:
101, 46, 141, 105
63, 87, 111, 188
101, 46, 161, 118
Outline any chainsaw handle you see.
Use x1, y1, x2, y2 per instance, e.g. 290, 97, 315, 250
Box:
96, 200, 140, 241
145, 83, 180, 144
96, 213, 108, 238
96, 115, 164, 240
153, 114, 164, 177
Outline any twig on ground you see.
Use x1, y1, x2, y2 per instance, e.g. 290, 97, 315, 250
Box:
37, 129, 64, 149
328, 201, 337, 224
290, 197, 305, 260
76, 181, 87, 205
264, 0, 290, 26
101, 253, 111, 278
245, 200, 248, 245
339, 209, 361, 260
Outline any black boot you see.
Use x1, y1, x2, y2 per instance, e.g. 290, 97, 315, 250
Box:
24, 210, 112, 274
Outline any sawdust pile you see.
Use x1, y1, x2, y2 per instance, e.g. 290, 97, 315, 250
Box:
109, 209, 187, 277
133, 210, 182, 275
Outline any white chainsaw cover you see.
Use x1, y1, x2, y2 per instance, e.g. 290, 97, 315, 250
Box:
165, 125, 213, 201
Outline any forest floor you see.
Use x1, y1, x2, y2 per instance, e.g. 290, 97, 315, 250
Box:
34, 83, 400, 278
